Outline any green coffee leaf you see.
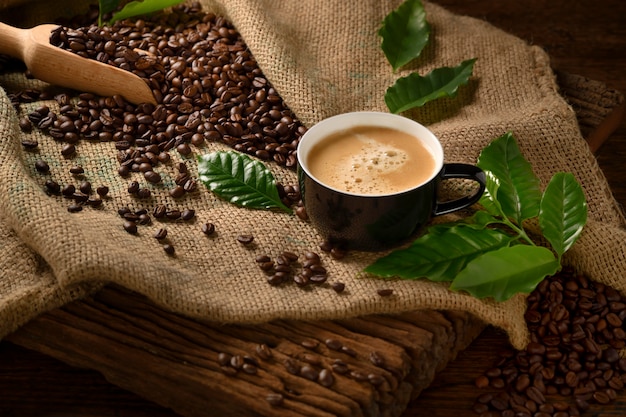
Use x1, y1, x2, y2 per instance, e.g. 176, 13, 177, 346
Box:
539, 172, 588, 259
364, 225, 512, 281
198, 151, 292, 213
109, 0, 185, 24
477, 132, 542, 225
384, 58, 477, 114
450, 245, 560, 301
378, 0, 430, 72
479, 170, 505, 218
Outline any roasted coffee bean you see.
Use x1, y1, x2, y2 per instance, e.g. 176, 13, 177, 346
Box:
237, 234, 254, 245
67, 203, 83, 213
163, 244, 175, 255
87, 196, 103, 207
299, 365, 319, 381
230, 355, 244, 370
43, 179, 60, 194
217, 352, 231, 366
21, 139, 39, 149
201, 222, 216, 235
169, 185, 185, 198
34, 159, 50, 173
331, 359, 349, 375
68, 165, 84, 175
324, 338, 342, 351
318, 369, 334, 387
78, 181, 91, 194
143, 170, 161, 183
123, 220, 137, 234
283, 358, 300, 375
309, 274, 327, 284
152, 204, 167, 218
95, 185, 109, 197
19, 116, 33, 132
255, 344, 272, 361
127, 181, 140, 194
153, 228, 168, 240
180, 209, 195, 221
61, 143, 76, 157
258, 261, 274, 272
293, 274, 309, 286
242, 363, 257, 375
331, 282, 346, 293
301, 339, 319, 350
377, 288, 394, 297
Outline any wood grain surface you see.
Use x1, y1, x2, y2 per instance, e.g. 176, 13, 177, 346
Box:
1, 0, 625, 416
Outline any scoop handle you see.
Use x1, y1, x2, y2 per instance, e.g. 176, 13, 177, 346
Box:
0, 22, 27, 60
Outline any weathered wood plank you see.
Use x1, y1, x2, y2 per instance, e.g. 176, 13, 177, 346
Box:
8, 285, 483, 417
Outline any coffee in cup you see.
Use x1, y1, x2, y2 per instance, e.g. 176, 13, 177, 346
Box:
305, 125, 437, 195
297, 111, 486, 251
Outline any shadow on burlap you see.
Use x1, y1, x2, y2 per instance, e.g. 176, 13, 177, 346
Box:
0, 0, 624, 350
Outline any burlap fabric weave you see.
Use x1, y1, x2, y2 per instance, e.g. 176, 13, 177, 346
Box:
1, 0, 624, 350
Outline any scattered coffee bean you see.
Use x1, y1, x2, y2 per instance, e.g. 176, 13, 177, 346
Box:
301, 339, 319, 350
237, 234, 254, 245
331, 282, 346, 293
21, 139, 39, 149
163, 244, 175, 255
255, 344, 272, 361
34, 159, 50, 173
299, 365, 319, 381
181, 209, 195, 221
318, 369, 334, 387
123, 220, 137, 234
61, 143, 76, 157
69, 165, 84, 175
201, 222, 216, 236
44, 179, 60, 194
324, 338, 343, 351
19, 116, 32, 132
67, 203, 82, 213
153, 228, 168, 240
377, 288, 394, 297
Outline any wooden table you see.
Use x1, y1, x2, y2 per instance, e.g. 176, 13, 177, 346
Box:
1, 0, 625, 416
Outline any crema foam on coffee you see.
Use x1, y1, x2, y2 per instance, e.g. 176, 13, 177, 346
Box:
307, 126, 436, 195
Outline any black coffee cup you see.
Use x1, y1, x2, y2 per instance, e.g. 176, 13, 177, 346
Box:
297, 112, 486, 251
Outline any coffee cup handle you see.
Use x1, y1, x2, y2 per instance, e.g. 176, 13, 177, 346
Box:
433, 163, 486, 216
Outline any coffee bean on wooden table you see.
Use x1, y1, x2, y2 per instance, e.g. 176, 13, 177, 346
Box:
473, 267, 626, 416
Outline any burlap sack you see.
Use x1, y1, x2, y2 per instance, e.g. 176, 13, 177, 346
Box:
1, 0, 624, 350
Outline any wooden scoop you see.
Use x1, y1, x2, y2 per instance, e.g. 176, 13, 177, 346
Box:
0, 22, 157, 105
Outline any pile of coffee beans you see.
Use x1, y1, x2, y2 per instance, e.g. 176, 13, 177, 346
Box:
472, 267, 626, 417
46, 1, 306, 176
5, 2, 315, 258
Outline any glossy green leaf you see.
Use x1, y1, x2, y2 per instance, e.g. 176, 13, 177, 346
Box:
198, 151, 292, 213
364, 225, 512, 281
378, 0, 430, 72
450, 245, 559, 301
109, 0, 185, 24
477, 132, 542, 225
478, 170, 505, 218
462, 210, 505, 230
99, 0, 120, 26
539, 172, 587, 258
385, 58, 477, 114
